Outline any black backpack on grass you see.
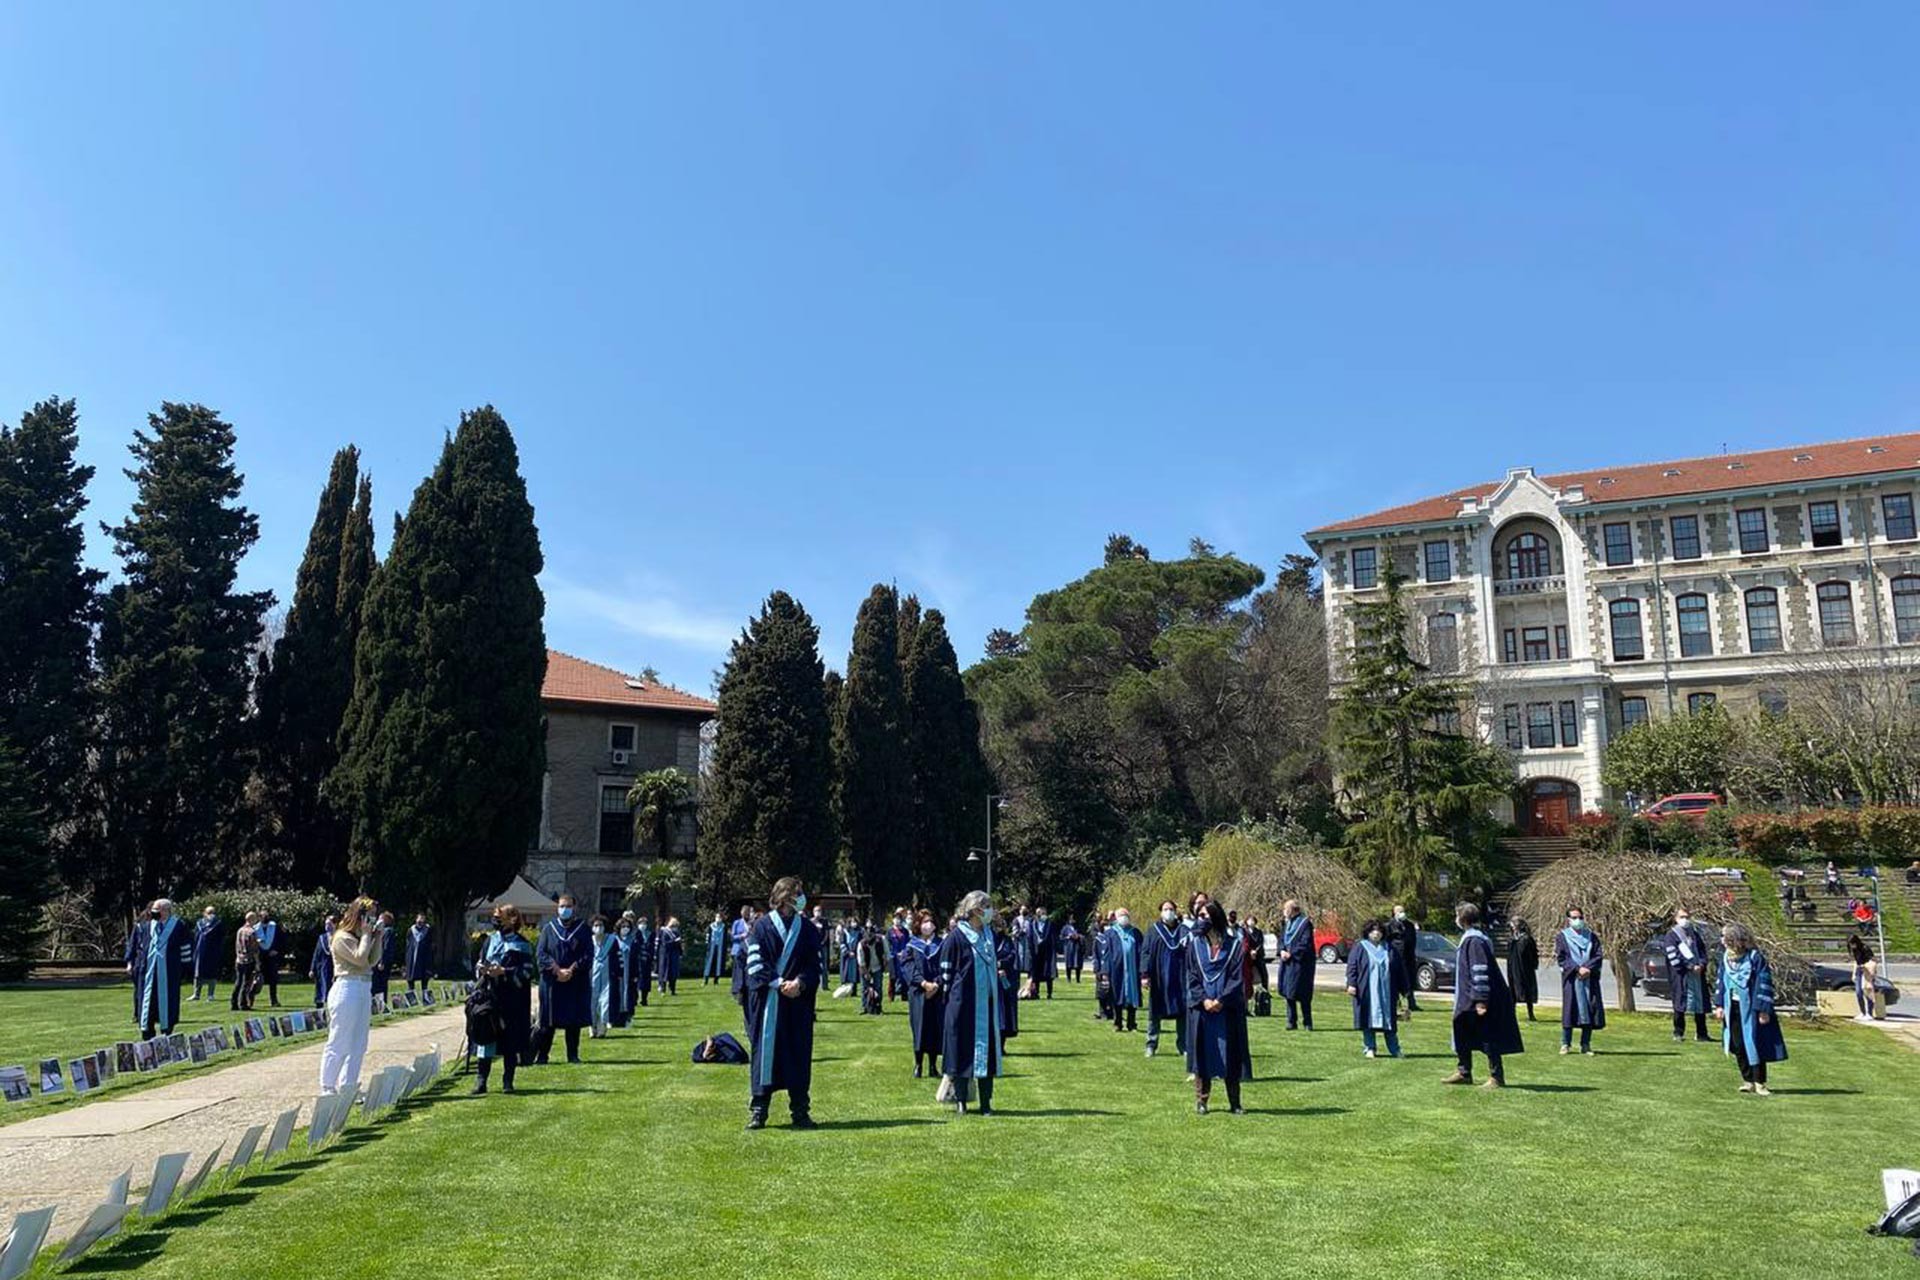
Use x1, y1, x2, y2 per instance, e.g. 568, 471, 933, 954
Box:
464, 976, 502, 1045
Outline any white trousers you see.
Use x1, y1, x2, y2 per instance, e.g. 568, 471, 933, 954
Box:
319, 975, 371, 1095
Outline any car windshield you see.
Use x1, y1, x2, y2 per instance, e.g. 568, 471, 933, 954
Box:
1417, 932, 1455, 951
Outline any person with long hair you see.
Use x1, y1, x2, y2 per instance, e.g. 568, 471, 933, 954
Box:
1553, 906, 1605, 1055
940, 891, 1003, 1115
745, 876, 823, 1130
904, 910, 944, 1077
1713, 922, 1786, 1096
1346, 918, 1406, 1058
319, 896, 382, 1096
1506, 918, 1540, 1021
1443, 902, 1524, 1089
1184, 902, 1249, 1114
471, 905, 533, 1095
1846, 932, 1878, 1021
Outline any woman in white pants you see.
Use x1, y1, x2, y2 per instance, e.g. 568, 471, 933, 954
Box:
319, 897, 382, 1095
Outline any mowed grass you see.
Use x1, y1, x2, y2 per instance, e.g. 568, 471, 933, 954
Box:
0, 981, 444, 1124
28, 980, 1920, 1279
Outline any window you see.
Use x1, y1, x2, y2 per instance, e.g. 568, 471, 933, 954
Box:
1502, 705, 1522, 750
1558, 700, 1580, 747
1885, 493, 1917, 542
1687, 692, 1717, 716
609, 723, 637, 755
1502, 629, 1518, 665
1817, 581, 1856, 647
1350, 547, 1377, 589
1433, 708, 1462, 736
1620, 696, 1649, 729
1603, 522, 1633, 566
1506, 532, 1551, 580
1737, 508, 1770, 554
1522, 627, 1550, 662
1676, 593, 1711, 658
1609, 599, 1644, 661
597, 887, 626, 918
1670, 514, 1701, 560
1427, 613, 1459, 673
1526, 702, 1557, 749
598, 784, 635, 855
1554, 624, 1569, 659
1758, 688, 1789, 718
1895, 576, 1920, 644
1424, 540, 1452, 583
1745, 587, 1782, 652
1808, 500, 1842, 549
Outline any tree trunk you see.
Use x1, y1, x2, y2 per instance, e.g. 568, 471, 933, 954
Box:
1614, 966, 1637, 1014
431, 895, 469, 979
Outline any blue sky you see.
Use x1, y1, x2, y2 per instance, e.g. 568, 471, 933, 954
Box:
4, 5, 1917, 692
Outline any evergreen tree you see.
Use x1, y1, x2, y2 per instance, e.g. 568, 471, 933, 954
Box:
1330, 566, 1510, 909
329, 407, 546, 952
903, 609, 992, 908
253, 447, 374, 891
834, 584, 914, 905
94, 403, 272, 918
0, 397, 102, 856
0, 741, 55, 980
699, 592, 837, 907
897, 593, 923, 664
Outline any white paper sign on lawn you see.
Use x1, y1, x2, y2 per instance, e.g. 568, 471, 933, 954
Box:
140, 1152, 190, 1216
55, 1202, 133, 1263
0, 1207, 55, 1280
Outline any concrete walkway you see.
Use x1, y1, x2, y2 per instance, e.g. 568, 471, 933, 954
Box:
0, 1006, 465, 1245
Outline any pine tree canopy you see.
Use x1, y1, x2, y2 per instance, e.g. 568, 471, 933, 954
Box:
834, 583, 913, 905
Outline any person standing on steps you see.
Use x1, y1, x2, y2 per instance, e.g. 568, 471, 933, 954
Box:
1553, 907, 1605, 1056
1443, 902, 1523, 1089
744, 876, 822, 1130
1346, 919, 1405, 1059
1276, 899, 1317, 1031
1662, 910, 1714, 1041
1506, 918, 1540, 1021
189, 905, 222, 1003
1386, 906, 1420, 1015
535, 893, 592, 1064
1713, 922, 1786, 1097
1141, 901, 1188, 1060
1185, 902, 1250, 1114
471, 905, 533, 1095
940, 890, 1003, 1116
319, 896, 382, 1096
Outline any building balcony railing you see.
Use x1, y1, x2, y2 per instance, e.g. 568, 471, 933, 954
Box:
1494, 574, 1566, 597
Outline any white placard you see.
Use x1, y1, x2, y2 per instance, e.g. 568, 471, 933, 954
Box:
227, 1123, 264, 1172
263, 1107, 298, 1158
55, 1202, 133, 1263
1884, 1168, 1920, 1212
0, 1207, 55, 1280
179, 1146, 222, 1200
141, 1151, 190, 1216
104, 1169, 130, 1205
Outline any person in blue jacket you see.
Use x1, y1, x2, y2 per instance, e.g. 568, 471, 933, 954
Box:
1713, 922, 1786, 1097
704, 913, 727, 984
309, 915, 337, 1007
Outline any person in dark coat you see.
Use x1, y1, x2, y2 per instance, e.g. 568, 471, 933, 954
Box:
903, 911, 944, 1077
744, 876, 822, 1129
1103, 910, 1143, 1032
1093, 913, 1115, 1020
1663, 910, 1714, 1042
1183, 902, 1249, 1114
127, 898, 193, 1038
939, 890, 1003, 1115
371, 911, 398, 1001
993, 919, 1020, 1047
404, 915, 434, 993
1141, 901, 1188, 1059
535, 893, 592, 1064
189, 906, 223, 1002
1506, 919, 1540, 1021
656, 917, 684, 995
1276, 899, 1317, 1030
1712, 922, 1786, 1096
309, 915, 337, 1007
609, 918, 638, 1028
1060, 916, 1084, 982
631, 916, 657, 1007
1385, 905, 1420, 1014
471, 906, 534, 1094
886, 910, 912, 1002
1028, 907, 1057, 999
1443, 902, 1523, 1088
1345, 919, 1405, 1058
1553, 907, 1605, 1055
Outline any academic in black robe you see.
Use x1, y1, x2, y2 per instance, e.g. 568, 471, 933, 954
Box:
995, 931, 1020, 1043
630, 926, 657, 1006
191, 915, 223, 987
744, 910, 822, 1123
1028, 916, 1057, 995
938, 924, 1002, 1099
1552, 926, 1606, 1034
1060, 923, 1084, 979
309, 930, 334, 1007
1662, 922, 1713, 1039
1451, 929, 1525, 1073
904, 936, 945, 1068
537, 916, 594, 1032
656, 924, 684, 994
1506, 927, 1540, 1010
1385, 915, 1421, 1009
1275, 912, 1317, 1029
608, 928, 637, 1027
372, 924, 398, 998
1183, 930, 1250, 1109
1141, 919, 1189, 1054
1345, 942, 1406, 1034
473, 928, 534, 1085
128, 914, 194, 1036
404, 924, 434, 984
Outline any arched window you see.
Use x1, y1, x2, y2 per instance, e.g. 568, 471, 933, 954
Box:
1817, 581, 1856, 647
1609, 598, 1644, 661
1744, 587, 1782, 653
1893, 575, 1920, 645
1426, 612, 1459, 674
1506, 532, 1552, 581
1675, 593, 1711, 658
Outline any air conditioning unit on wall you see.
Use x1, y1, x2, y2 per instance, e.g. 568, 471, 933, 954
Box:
611, 750, 631, 766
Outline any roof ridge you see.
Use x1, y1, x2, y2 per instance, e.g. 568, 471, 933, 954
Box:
1540, 428, 1920, 480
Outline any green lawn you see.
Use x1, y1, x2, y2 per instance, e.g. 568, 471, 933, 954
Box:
19, 981, 1920, 1279
0, 981, 453, 1125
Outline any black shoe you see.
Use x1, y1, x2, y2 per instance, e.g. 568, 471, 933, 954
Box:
790, 1115, 818, 1130
1196, 1099, 1209, 1115
745, 1114, 767, 1131
501, 1083, 515, 1094
977, 1105, 995, 1116
470, 1082, 487, 1095
567, 1055, 581, 1064
913, 1065, 923, 1079
1229, 1105, 1246, 1115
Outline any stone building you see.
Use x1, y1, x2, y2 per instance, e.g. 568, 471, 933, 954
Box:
524, 650, 716, 917
1305, 431, 1920, 832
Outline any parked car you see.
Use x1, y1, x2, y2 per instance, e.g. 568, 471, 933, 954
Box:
1626, 940, 1900, 1009
1642, 792, 1722, 822
1314, 927, 1349, 965
1410, 930, 1459, 993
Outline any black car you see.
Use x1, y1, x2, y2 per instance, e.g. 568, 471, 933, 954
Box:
1410, 930, 1459, 993
1626, 940, 1900, 1009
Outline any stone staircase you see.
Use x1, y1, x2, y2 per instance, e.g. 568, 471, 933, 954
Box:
1772, 867, 1879, 955
1487, 836, 1585, 942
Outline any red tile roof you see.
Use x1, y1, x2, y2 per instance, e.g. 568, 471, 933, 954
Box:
1308, 430, 1920, 536
541, 650, 716, 716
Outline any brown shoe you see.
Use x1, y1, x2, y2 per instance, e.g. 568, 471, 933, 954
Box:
1441, 1069, 1473, 1086
1480, 1076, 1505, 1089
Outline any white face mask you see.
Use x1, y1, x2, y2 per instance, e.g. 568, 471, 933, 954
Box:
1161, 909, 1177, 924
1116, 915, 1131, 929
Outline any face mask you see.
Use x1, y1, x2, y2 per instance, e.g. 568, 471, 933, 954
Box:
1368, 933, 1384, 944
1569, 918, 1586, 931
1036, 914, 1046, 922
592, 925, 605, 936
795, 895, 808, 913
1162, 909, 1177, 924
1675, 917, 1690, 928
558, 906, 574, 921
1393, 910, 1406, 920
619, 927, 631, 937
982, 907, 996, 924
1116, 916, 1130, 929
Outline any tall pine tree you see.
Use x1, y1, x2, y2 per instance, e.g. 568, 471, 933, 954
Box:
94, 403, 272, 919
329, 407, 546, 953
252, 446, 375, 891
902, 608, 991, 908
0, 742, 55, 980
0, 397, 102, 860
834, 584, 913, 905
699, 592, 838, 907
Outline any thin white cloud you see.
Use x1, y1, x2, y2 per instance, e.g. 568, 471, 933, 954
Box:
543, 575, 740, 652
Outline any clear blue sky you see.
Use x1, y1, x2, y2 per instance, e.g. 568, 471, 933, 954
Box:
4, 6, 1917, 693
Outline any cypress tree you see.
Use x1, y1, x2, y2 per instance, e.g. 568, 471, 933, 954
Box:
903, 609, 992, 908
897, 593, 922, 664
0, 397, 102, 858
329, 407, 546, 951
94, 403, 272, 918
699, 592, 838, 907
834, 584, 913, 906
252, 447, 374, 891
0, 741, 55, 980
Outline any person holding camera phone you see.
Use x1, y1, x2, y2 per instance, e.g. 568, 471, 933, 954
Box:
319, 896, 383, 1096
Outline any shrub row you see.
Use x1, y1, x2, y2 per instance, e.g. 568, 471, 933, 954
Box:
1570, 807, 1920, 867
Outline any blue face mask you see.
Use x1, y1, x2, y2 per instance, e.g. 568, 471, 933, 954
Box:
1570, 918, 1586, 932
794, 894, 808, 913
558, 906, 574, 921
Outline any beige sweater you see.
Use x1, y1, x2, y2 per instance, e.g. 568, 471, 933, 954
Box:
330, 927, 383, 978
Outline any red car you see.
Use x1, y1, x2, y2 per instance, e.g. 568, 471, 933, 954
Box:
1313, 926, 1349, 965
1643, 792, 1721, 822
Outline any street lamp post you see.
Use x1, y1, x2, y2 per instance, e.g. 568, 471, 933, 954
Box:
967, 794, 1007, 898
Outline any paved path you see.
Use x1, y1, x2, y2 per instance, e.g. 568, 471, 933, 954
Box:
0, 1006, 465, 1246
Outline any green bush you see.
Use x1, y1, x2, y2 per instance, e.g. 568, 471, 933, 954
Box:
178, 887, 343, 977
1732, 813, 1803, 864
1860, 808, 1920, 863
1801, 811, 1861, 857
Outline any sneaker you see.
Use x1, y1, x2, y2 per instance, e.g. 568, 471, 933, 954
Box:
1145, 1045, 1156, 1058
1560, 1045, 1571, 1055
1363, 1049, 1376, 1059
1442, 1069, 1473, 1086
1672, 1033, 1685, 1042
1195, 1098, 1209, 1115
745, 1114, 767, 1130
790, 1115, 818, 1130
1738, 1082, 1755, 1094
1752, 1085, 1771, 1098
1481, 1077, 1505, 1089
1582, 1048, 1596, 1056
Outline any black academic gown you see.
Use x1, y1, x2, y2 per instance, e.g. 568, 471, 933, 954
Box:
538, 917, 593, 1029
1276, 914, 1317, 1001
995, 932, 1020, 1041
904, 936, 945, 1055
939, 925, 1002, 1080
192, 917, 223, 983
1452, 930, 1525, 1056
1029, 919, 1056, 985
404, 925, 433, 981
1552, 928, 1606, 1031
1506, 930, 1540, 1005
1183, 931, 1250, 1087
310, 931, 334, 1007
631, 928, 657, 1002
1662, 924, 1712, 1015
1143, 920, 1189, 1023
744, 912, 822, 1099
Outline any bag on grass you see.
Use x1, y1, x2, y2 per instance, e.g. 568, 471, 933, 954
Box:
934, 1074, 956, 1104
832, 982, 855, 999
691, 1032, 749, 1065
1254, 988, 1273, 1018
1870, 1189, 1920, 1238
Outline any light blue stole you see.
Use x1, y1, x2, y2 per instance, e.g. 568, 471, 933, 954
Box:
1284, 914, 1311, 956
1562, 927, 1596, 1024
957, 922, 999, 1077
1113, 926, 1139, 998
754, 912, 804, 1090
1359, 938, 1393, 1028
138, 915, 179, 1028
256, 921, 277, 951
1721, 948, 1764, 1060
591, 933, 614, 1019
